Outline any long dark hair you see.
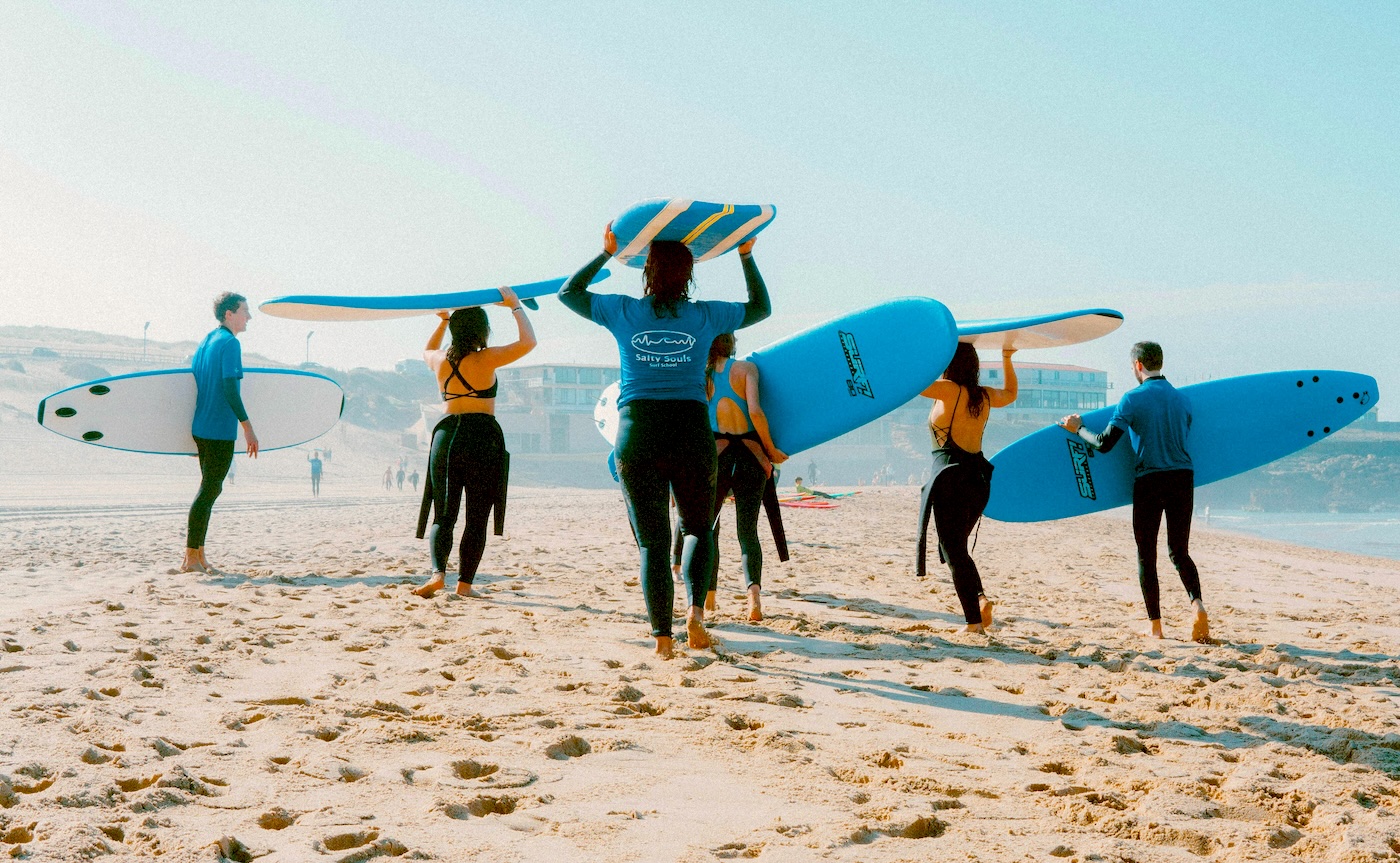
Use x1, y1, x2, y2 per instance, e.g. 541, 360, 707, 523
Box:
706, 332, 735, 398
445, 307, 489, 365
643, 240, 694, 318
943, 341, 988, 418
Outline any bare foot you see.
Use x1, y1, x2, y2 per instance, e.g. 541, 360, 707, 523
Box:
179, 560, 210, 574
979, 595, 994, 629
961, 623, 986, 634
655, 636, 674, 659
412, 574, 446, 598
746, 586, 763, 622
672, 564, 683, 585
455, 582, 477, 598
686, 608, 712, 650
704, 590, 717, 613
1140, 619, 1166, 639
1191, 605, 1211, 643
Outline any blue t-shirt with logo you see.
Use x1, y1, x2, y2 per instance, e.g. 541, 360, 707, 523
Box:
1108, 375, 1193, 476
191, 326, 243, 441
591, 294, 745, 407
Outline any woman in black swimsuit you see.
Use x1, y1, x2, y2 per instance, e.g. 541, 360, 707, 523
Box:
916, 342, 1017, 633
412, 287, 536, 598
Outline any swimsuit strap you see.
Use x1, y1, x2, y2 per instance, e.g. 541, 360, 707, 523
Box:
933, 385, 962, 448
442, 354, 498, 401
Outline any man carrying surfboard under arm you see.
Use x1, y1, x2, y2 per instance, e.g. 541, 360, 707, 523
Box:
1059, 342, 1209, 643
182, 292, 259, 575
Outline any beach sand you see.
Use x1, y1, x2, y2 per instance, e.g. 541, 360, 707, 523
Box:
2, 472, 1400, 862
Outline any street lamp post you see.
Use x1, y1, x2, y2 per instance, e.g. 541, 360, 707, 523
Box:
306, 330, 314, 365
143, 321, 150, 362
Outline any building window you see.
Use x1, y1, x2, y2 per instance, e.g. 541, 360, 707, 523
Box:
556, 367, 578, 384
579, 368, 602, 385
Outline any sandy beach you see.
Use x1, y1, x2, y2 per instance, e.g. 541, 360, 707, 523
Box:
2, 471, 1399, 862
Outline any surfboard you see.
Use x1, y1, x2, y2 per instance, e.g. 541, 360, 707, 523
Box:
984, 370, 1379, 522
612, 199, 776, 269
37, 368, 344, 455
591, 298, 958, 456
956, 308, 1123, 350
257, 271, 610, 322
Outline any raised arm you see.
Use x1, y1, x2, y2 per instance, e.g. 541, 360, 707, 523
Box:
737, 239, 771, 328
988, 349, 1019, 407
742, 362, 787, 463
481, 285, 538, 367
559, 223, 618, 320
424, 311, 449, 362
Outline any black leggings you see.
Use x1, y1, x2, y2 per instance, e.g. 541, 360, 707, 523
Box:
917, 455, 991, 625
709, 442, 767, 592
1132, 469, 1202, 620
615, 400, 716, 638
428, 414, 505, 586
188, 436, 234, 549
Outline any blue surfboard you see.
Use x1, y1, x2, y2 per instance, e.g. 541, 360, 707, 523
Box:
612, 199, 776, 269
257, 271, 610, 322
985, 370, 1379, 522
957, 308, 1123, 350
748, 297, 957, 455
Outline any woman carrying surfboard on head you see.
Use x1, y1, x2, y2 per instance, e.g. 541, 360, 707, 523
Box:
182, 292, 259, 575
704, 332, 787, 622
412, 287, 536, 599
916, 342, 1018, 633
561, 225, 771, 659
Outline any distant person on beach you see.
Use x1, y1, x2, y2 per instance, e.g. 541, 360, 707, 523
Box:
409, 469, 419, 493
397, 466, 405, 491
1060, 341, 1209, 643
383, 466, 393, 490
561, 224, 771, 659
705, 332, 787, 622
916, 343, 1018, 633
412, 288, 536, 599
309, 451, 323, 497
793, 477, 835, 499
806, 458, 818, 485
182, 292, 258, 575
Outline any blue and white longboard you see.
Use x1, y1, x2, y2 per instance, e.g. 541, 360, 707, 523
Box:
957, 308, 1123, 350
37, 368, 344, 455
257, 271, 610, 322
595, 298, 958, 456
612, 199, 776, 269
985, 370, 1379, 522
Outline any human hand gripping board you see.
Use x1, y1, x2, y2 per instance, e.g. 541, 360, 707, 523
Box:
37, 368, 344, 455
257, 271, 610, 322
611, 199, 776, 269
593, 297, 959, 456
984, 370, 1379, 522
956, 308, 1123, 350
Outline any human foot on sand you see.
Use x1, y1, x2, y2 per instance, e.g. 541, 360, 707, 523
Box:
1191, 602, 1212, 644
1141, 619, 1166, 639
412, 573, 446, 598
455, 582, 477, 598
686, 607, 712, 650
655, 636, 675, 660
980, 595, 994, 628
705, 590, 717, 613
747, 586, 763, 622
961, 623, 987, 634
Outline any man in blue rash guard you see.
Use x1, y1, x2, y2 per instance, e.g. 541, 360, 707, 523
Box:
560, 224, 771, 659
182, 292, 259, 574
1060, 341, 1210, 643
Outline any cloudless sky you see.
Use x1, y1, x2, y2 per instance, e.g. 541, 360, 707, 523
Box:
2, 2, 1395, 415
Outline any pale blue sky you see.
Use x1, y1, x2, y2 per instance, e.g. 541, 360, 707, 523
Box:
2, 3, 1395, 415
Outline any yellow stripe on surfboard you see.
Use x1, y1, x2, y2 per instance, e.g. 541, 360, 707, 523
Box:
679, 203, 734, 245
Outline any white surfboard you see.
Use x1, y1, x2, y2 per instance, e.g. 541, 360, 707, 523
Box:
956, 308, 1123, 351
37, 368, 344, 455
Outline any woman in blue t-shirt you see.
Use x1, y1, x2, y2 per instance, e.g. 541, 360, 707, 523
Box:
561, 225, 772, 659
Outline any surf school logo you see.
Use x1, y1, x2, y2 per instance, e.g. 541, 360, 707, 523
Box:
839, 331, 874, 398
631, 331, 696, 356
1066, 439, 1096, 500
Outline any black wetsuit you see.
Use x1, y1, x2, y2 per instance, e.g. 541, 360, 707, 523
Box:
709, 431, 770, 592
915, 387, 995, 625
415, 356, 508, 587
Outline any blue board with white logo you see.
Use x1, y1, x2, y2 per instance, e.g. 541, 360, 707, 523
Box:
612, 199, 776, 269
257, 271, 610, 322
985, 370, 1379, 522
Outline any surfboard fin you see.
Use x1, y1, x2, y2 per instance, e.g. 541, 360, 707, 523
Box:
521, 298, 540, 311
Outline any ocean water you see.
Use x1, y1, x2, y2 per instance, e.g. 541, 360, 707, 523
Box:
1205, 511, 1400, 561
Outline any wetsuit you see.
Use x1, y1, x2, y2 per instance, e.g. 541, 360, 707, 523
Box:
414, 355, 508, 588
187, 326, 245, 550
1077, 375, 1200, 620
915, 386, 995, 625
309, 456, 322, 496
707, 358, 772, 593
560, 250, 769, 638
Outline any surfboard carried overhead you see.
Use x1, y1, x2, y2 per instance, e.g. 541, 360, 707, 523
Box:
956, 308, 1123, 351
611, 199, 776, 269
37, 368, 344, 455
985, 370, 1379, 522
257, 271, 610, 322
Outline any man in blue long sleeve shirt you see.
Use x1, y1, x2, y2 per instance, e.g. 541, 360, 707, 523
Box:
1060, 342, 1209, 643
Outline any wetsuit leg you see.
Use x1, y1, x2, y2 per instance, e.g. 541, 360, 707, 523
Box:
667, 411, 717, 614
187, 436, 234, 549
427, 421, 464, 574
932, 465, 990, 625
707, 446, 737, 596
1132, 473, 1168, 620
1161, 469, 1202, 603
915, 476, 936, 578
616, 403, 683, 638
729, 447, 767, 589
457, 421, 504, 588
